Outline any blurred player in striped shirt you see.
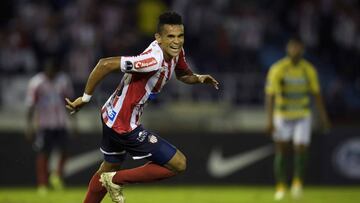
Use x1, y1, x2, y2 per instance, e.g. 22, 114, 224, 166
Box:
65, 11, 219, 203
265, 38, 331, 200
25, 58, 75, 194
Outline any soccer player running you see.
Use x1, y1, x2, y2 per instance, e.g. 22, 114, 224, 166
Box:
65, 11, 219, 203
25, 58, 75, 195
265, 38, 331, 200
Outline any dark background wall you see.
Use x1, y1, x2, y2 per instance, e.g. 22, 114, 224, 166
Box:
1, 127, 359, 186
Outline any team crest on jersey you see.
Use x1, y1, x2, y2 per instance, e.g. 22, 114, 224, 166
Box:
148, 135, 158, 143
134, 57, 157, 69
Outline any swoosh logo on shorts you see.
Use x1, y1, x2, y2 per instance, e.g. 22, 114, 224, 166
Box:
207, 144, 274, 178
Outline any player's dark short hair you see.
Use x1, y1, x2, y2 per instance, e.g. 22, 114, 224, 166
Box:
157, 11, 183, 33
42, 57, 62, 72
288, 35, 304, 45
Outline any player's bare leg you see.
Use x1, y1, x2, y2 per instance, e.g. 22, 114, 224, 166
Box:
50, 151, 67, 191
84, 161, 122, 203
274, 141, 290, 201
36, 153, 49, 196
164, 149, 187, 174
291, 144, 307, 199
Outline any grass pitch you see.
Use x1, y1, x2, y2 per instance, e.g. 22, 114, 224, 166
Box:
0, 186, 359, 203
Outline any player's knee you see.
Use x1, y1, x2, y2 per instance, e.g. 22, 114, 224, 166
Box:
173, 156, 187, 174
166, 150, 187, 174
168, 154, 187, 174
97, 161, 121, 174
178, 156, 187, 173
275, 141, 290, 153
294, 144, 308, 153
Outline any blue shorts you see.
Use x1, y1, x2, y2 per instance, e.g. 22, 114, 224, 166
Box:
100, 123, 177, 165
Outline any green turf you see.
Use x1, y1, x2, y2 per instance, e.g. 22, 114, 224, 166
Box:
0, 186, 359, 203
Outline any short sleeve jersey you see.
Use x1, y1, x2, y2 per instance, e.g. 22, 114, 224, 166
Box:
26, 72, 74, 129
265, 57, 320, 119
101, 41, 193, 134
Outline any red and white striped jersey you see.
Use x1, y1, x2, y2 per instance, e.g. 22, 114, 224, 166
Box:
26, 72, 74, 129
101, 40, 193, 134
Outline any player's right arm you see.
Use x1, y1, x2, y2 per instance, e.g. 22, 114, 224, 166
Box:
65, 53, 162, 114
25, 106, 35, 141
265, 64, 280, 135
65, 57, 121, 114
25, 76, 39, 141
265, 93, 275, 135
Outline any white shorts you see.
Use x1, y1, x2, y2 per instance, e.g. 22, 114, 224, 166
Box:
273, 115, 312, 145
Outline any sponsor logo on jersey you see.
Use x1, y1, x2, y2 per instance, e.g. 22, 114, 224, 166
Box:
106, 108, 117, 121
134, 57, 157, 69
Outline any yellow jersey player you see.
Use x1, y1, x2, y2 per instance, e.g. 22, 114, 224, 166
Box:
265, 38, 331, 200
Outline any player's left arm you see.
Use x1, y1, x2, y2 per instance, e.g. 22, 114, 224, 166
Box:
313, 93, 331, 130
264, 65, 279, 136
307, 65, 331, 131
178, 73, 219, 89
175, 50, 219, 89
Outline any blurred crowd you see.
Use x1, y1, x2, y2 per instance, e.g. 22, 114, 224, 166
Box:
0, 0, 359, 119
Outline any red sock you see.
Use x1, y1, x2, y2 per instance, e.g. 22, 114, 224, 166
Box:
83, 173, 107, 203
36, 153, 48, 186
57, 152, 67, 177
112, 162, 176, 185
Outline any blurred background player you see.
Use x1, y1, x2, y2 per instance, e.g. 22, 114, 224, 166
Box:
65, 11, 219, 203
25, 58, 75, 194
265, 38, 331, 200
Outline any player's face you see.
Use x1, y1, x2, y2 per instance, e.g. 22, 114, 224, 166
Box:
287, 40, 304, 60
44, 62, 59, 79
156, 24, 184, 60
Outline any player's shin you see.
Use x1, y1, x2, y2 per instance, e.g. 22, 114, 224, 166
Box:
274, 151, 288, 200
293, 149, 308, 185
83, 173, 107, 203
36, 153, 49, 187
274, 151, 287, 187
